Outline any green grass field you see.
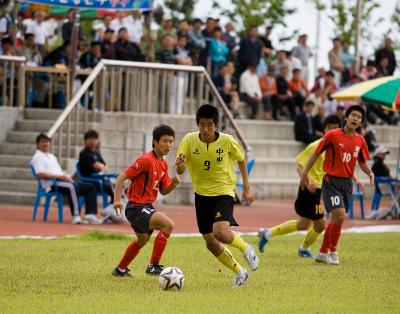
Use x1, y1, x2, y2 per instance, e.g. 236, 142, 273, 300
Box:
1, 231, 399, 313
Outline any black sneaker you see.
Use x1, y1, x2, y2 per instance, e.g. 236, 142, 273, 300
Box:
145, 263, 164, 275
111, 267, 132, 277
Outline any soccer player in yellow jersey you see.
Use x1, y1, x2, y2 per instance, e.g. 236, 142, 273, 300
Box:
175, 104, 258, 287
258, 115, 342, 257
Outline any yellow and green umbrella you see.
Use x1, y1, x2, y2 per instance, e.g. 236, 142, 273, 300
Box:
361, 78, 400, 111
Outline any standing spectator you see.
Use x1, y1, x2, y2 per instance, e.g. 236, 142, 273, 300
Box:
100, 29, 115, 59
200, 17, 217, 67
26, 11, 48, 58
176, 19, 190, 37
375, 37, 397, 75
260, 25, 274, 58
258, 65, 277, 120
294, 100, 319, 144
124, 10, 143, 45
156, 34, 176, 64
110, 11, 128, 36
61, 9, 84, 43
328, 37, 344, 87
79, 41, 102, 69
93, 14, 113, 41
223, 22, 237, 58
239, 62, 262, 119
292, 34, 312, 85
237, 26, 263, 78
114, 28, 142, 61
340, 40, 356, 84
273, 65, 294, 119
288, 68, 309, 114
209, 26, 229, 77
157, 14, 176, 45
31, 133, 101, 225
187, 18, 206, 66
0, 12, 10, 41
213, 63, 240, 118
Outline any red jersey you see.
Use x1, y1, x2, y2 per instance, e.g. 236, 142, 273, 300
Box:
316, 128, 369, 178
124, 151, 172, 204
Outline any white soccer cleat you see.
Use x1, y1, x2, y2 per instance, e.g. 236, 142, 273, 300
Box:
315, 252, 331, 265
329, 252, 340, 265
243, 244, 259, 271
82, 214, 103, 225
233, 267, 249, 287
71, 215, 81, 225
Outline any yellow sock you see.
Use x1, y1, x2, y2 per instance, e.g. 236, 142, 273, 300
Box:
302, 228, 321, 249
229, 232, 247, 252
216, 247, 242, 273
271, 220, 297, 236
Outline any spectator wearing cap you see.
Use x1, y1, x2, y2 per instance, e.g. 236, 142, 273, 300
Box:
100, 28, 115, 59
26, 11, 48, 58
292, 34, 312, 85
209, 26, 229, 77
93, 14, 113, 41
260, 25, 274, 58
328, 37, 344, 87
371, 146, 391, 178
188, 18, 206, 66
258, 65, 277, 120
294, 100, 319, 144
237, 25, 263, 78
239, 62, 262, 119
375, 37, 397, 75
157, 14, 176, 46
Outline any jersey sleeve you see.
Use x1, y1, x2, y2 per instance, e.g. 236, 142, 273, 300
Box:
176, 134, 190, 164
357, 137, 370, 163
160, 167, 172, 192
316, 131, 333, 154
296, 141, 317, 167
229, 136, 245, 162
124, 157, 150, 179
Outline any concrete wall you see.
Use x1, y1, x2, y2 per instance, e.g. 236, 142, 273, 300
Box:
0, 107, 22, 143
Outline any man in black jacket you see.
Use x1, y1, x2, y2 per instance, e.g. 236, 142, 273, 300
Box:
294, 100, 320, 144
114, 27, 143, 61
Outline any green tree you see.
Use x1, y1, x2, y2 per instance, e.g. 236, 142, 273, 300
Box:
163, 0, 195, 21
211, 0, 296, 31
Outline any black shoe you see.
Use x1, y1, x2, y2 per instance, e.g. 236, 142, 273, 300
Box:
111, 267, 132, 277
145, 262, 164, 275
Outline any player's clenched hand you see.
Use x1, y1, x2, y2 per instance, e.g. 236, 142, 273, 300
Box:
300, 173, 308, 190
175, 153, 186, 166
307, 181, 317, 193
113, 200, 124, 215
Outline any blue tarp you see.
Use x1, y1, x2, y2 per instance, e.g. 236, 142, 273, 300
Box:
17, 0, 152, 10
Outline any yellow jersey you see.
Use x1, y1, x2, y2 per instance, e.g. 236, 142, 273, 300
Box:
295, 138, 325, 188
177, 132, 245, 197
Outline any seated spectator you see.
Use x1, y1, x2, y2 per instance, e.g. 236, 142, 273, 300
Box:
213, 63, 240, 118
79, 130, 114, 205
239, 62, 262, 119
156, 34, 176, 64
114, 27, 143, 61
209, 26, 229, 77
31, 133, 101, 224
274, 50, 292, 77
43, 41, 71, 67
376, 56, 390, 77
288, 68, 309, 114
100, 28, 115, 59
360, 60, 377, 80
187, 18, 206, 66
371, 145, 391, 178
16, 33, 42, 66
79, 41, 102, 69
273, 65, 294, 119
312, 104, 327, 137
258, 65, 277, 120
360, 122, 377, 152
1, 37, 14, 56
294, 100, 320, 144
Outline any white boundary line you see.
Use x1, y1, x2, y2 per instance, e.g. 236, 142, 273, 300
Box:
1, 225, 400, 240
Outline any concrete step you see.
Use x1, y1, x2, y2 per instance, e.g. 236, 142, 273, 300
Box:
0, 179, 36, 193
0, 191, 36, 205
248, 139, 304, 158
15, 119, 100, 133
236, 120, 295, 140
6, 131, 85, 147
0, 143, 78, 156
0, 166, 33, 179
0, 154, 68, 168
24, 108, 102, 122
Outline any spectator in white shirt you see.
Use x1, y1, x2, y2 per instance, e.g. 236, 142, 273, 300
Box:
31, 133, 102, 225
124, 10, 143, 44
26, 11, 48, 57
111, 11, 128, 36
93, 14, 113, 41
240, 62, 262, 119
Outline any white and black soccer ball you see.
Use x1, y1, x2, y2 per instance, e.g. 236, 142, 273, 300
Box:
158, 267, 185, 291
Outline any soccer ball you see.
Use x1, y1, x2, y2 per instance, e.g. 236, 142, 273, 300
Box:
158, 267, 185, 291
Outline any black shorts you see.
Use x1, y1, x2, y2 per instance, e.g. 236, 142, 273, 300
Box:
294, 187, 324, 220
322, 176, 353, 213
124, 202, 156, 235
195, 193, 238, 234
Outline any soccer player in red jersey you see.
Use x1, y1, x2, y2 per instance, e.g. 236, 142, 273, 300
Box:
300, 105, 374, 265
111, 125, 180, 277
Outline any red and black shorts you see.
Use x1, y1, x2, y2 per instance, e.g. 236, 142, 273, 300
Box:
124, 202, 156, 235
322, 175, 353, 213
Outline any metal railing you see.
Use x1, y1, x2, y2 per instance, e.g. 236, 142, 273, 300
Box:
47, 59, 251, 162
0, 56, 26, 107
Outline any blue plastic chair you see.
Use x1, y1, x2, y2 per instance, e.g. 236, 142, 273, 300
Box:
236, 158, 255, 190
348, 183, 364, 219
371, 176, 399, 210
75, 161, 117, 208
30, 164, 64, 223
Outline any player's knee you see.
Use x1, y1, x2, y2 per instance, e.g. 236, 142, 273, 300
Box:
136, 236, 150, 247
213, 230, 232, 244
313, 220, 326, 233
297, 220, 311, 231
162, 219, 175, 234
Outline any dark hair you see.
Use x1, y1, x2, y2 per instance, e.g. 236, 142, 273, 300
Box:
196, 104, 219, 125
326, 70, 335, 77
1, 37, 13, 46
118, 27, 127, 34
177, 32, 188, 40
84, 129, 99, 140
332, 37, 341, 42
91, 41, 102, 48
213, 26, 222, 33
323, 114, 342, 129
153, 124, 175, 145
24, 33, 35, 41
345, 105, 365, 121
366, 60, 376, 67
105, 28, 114, 34
62, 40, 71, 48
36, 133, 51, 144
305, 100, 315, 106
292, 68, 301, 74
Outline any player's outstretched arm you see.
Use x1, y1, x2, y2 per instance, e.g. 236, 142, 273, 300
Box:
160, 175, 180, 195
114, 173, 128, 215
237, 159, 254, 205
352, 174, 366, 192
359, 162, 374, 186
300, 152, 319, 190
175, 153, 186, 175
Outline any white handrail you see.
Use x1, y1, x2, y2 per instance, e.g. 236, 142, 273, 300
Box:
0, 56, 26, 62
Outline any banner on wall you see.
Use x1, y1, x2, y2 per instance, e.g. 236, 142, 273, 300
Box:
16, 0, 152, 10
